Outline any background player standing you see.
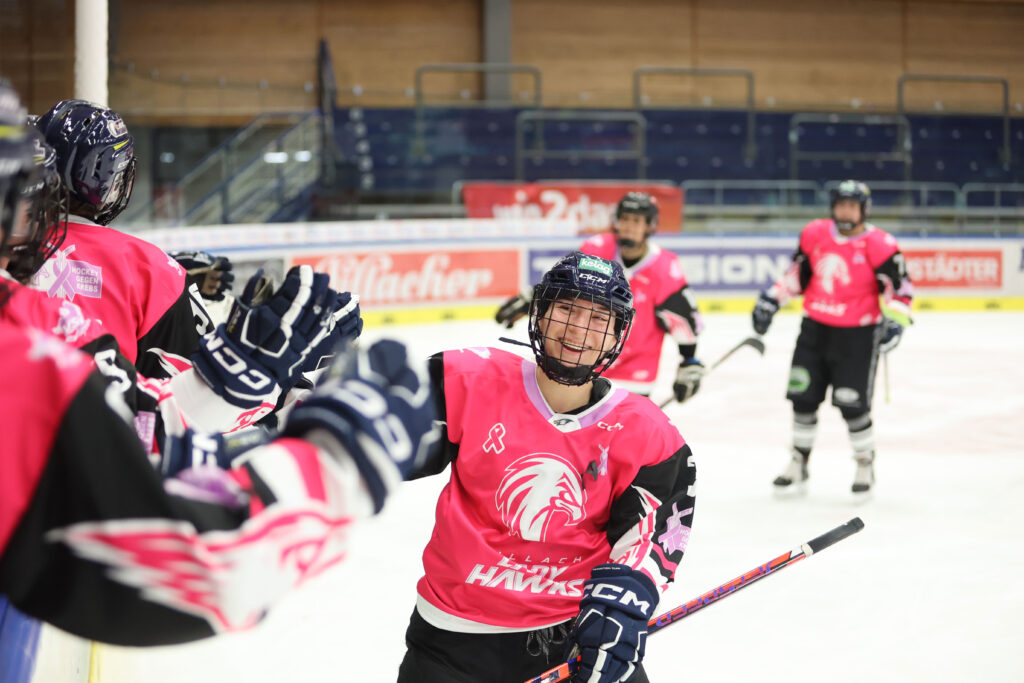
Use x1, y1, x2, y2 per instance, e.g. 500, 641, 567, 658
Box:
497, 192, 705, 403
751, 180, 913, 495
399, 252, 696, 683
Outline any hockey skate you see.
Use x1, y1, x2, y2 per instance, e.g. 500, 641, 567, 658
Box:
773, 450, 808, 495
852, 453, 875, 495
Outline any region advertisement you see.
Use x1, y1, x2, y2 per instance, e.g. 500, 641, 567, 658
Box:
462, 182, 685, 234
529, 243, 1013, 293
527, 246, 794, 292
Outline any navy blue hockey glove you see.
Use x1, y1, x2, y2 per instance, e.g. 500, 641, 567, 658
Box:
282, 339, 438, 513
752, 291, 780, 335
672, 357, 705, 403
567, 564, 659, 683
160, 427, 270, 477
170, 250, 235, 301
296, 292, 363, 376
878, 318, 904, 354
191, 266, 340, 407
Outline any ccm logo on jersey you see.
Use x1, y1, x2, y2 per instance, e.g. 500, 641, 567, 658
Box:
584, 583, 652, 612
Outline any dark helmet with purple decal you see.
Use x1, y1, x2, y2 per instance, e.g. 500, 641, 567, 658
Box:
35, 99, 136, 225
527, 251, 635, 386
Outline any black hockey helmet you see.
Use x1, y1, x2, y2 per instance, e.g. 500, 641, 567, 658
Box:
830, 179, 871, 232
35, 99, 136, 225
528, 251, 635, 386
614, 191, 659, 248
0, 81, 60, 286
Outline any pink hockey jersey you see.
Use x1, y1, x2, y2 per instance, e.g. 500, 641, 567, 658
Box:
771, 219, 914, 328
580, 234, 699, 391
28, 217, 204, 371
2, 274, 108, 349
416, 347, 695, 632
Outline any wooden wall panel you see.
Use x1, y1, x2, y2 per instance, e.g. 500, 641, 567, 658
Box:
6, 0, 1019, 121
322, 0, 482, 106
109, 0, 480, 120
903, 1, 1024, 113
110, 0, 321, 122
0, 0, 74, 116
512, 0, 692, 108
695, 0, 905, 111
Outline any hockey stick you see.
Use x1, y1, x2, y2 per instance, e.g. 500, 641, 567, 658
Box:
658, 334, 765, 409
525, 517, 865, 683
883, 351, 891, 404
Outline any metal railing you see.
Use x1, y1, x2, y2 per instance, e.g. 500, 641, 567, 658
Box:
515, 110, 647, 181
682, 179, 821, 209
897, 73, 1012, 169
413, 63, 543, 158
120, 111, 312, 225
789, 112, 914, 182
632, 66, 757, 162
185, 112, 321, 225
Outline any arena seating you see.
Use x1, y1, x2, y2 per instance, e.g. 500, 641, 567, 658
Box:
335, 106, 1023, 202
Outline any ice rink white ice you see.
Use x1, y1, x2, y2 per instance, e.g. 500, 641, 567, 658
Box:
64, 311, 1024, 682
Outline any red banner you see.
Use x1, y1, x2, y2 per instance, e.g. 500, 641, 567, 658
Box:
292, 249, 521, 306
462, 182, 684, 234
903, 249, 1002, 288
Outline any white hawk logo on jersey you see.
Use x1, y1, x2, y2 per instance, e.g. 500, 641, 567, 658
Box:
495, 454, 587, 542
815, 253, 852, 295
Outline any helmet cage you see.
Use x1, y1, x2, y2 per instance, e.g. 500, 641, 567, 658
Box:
3, 133, 69, 281
527, 253, 635, 386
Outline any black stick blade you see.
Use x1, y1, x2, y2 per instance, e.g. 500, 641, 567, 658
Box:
805, 517, 865, 555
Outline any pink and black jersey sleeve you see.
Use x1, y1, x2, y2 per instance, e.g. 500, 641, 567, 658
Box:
0, 323, 372, 646
651, 255, 702, 357
604, 398, 696, 592
866, 231, 914, 325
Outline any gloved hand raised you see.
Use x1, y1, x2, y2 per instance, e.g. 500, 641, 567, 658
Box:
191, 265, 340, 407
296, 291, 364, 376
751, 291, 780, 335
170, 250, 235, 302
495, 291, 532, 329
672, 357, 705, 403
566, 563, 659, 683
283, 339, 438, 513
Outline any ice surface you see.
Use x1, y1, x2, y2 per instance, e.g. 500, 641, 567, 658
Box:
93, 312, 1024, 683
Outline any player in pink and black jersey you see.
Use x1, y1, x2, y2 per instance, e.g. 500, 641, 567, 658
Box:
497, 192, 705, 404
751, 180, 914, 495
399, 252, 696, 683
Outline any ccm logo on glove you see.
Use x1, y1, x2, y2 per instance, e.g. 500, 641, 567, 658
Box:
583, 583, 653, 612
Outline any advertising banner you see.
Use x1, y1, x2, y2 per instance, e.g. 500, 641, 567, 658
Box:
462, 182, 684, 233
528, 245, 793, 292
903, 249, 1002, 288
291, 248, 521, 307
